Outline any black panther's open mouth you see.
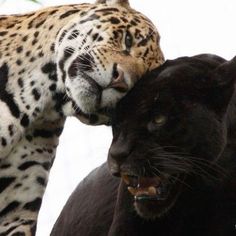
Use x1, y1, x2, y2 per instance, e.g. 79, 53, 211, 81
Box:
121, 173, 185, 218
122, 174, 171, 202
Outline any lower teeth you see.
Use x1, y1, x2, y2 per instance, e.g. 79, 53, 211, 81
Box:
135, 195, 164, 201
148, 186, 157, 195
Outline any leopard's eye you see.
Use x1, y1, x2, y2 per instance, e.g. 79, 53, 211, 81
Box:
154, 115, 166, 126
125, 31, 133, 49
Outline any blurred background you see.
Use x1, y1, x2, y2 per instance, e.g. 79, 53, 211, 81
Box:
1, 0, 236, 235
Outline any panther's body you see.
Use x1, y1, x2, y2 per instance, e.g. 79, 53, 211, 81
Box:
0, 0, 164, 234
51, 54, 236, 236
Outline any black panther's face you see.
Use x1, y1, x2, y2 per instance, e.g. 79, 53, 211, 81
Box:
108, 54, 236, 219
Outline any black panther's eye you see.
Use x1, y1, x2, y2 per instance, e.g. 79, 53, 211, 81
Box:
147, 115, 167, 132
154, 115, 166, 126
125, 31, 133, 49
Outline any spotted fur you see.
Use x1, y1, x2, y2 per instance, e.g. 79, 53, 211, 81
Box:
0, 0, 164, 235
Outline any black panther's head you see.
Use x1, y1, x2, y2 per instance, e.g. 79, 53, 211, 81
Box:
108, 54, 236, 219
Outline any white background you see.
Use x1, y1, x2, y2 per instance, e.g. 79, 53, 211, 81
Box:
1, 0, 236, 235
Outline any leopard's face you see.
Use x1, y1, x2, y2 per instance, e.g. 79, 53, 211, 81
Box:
56, 4, 164, 124
108, 55, 236, 219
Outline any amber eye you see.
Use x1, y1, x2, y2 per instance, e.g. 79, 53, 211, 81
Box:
125, 31, 133, 49
154, 115, 166, 126
147, 115, 167, 132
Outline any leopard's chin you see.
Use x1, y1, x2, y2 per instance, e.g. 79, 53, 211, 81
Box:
121, 174, 184, 219
74, 107, 111, 125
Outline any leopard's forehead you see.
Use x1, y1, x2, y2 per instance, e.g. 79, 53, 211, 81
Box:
86, 4, 157, 28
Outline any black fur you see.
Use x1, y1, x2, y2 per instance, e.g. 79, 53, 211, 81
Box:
0, 63, 20, 118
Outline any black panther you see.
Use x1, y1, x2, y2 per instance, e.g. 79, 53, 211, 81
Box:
51, 54, 236, 236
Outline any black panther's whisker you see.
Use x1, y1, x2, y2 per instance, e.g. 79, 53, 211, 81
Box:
148, 152, 224, 183
149, 165, 192, 189
148, 146, 227, 179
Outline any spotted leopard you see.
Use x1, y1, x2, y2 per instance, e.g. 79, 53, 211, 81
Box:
0, 0, 164, 235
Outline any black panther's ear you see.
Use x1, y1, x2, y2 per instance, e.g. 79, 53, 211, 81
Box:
95, 0, 130, 8
210, 56, 236, 87
207, 56, 236, 113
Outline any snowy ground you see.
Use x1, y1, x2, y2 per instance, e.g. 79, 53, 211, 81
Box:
1, 0, 236, 235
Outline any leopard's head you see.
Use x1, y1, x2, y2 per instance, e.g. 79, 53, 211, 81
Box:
108, 54, 236, 218
55, 0, 164, 124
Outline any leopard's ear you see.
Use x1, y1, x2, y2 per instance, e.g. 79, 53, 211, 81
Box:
95, 0, 130, 8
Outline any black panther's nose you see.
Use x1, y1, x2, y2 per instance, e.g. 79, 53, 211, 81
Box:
108, 134, 132, 177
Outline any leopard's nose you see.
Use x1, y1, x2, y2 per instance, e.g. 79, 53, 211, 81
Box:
108, 63, 128, 92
